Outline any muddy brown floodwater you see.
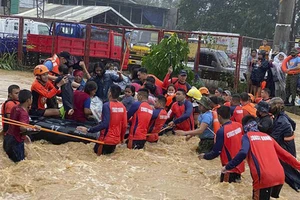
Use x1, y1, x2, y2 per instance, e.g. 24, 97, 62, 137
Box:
0, 69, 299, 200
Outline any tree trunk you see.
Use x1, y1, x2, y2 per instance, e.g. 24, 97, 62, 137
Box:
273, 0, 296, 54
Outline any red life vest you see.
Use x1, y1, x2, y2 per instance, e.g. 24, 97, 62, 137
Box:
44, 54, 60, 75
98, 101, 127, 145
168, 101, 194, 131
220, 122, 245, 174
246, 132, 285, 189
174, 80, 189, 92
70, 90, 90, 122
129, 102, 153, 141
231, 106, 243, 124
147, 109, 168, 142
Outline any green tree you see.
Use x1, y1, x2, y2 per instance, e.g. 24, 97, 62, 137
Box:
178, 0, 279, 39
141, 34, 192, 81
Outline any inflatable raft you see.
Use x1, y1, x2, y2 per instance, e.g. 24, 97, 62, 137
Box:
30, 118, 99, 145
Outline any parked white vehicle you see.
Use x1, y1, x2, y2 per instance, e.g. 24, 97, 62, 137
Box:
0, 18, 49, 38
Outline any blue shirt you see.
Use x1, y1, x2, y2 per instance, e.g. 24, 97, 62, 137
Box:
77, 79, 86, 91
44, 60, 53, 71
288, 57, 300, 69
198, 111, 214, 139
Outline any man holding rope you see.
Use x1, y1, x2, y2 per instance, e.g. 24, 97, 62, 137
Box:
3, 89, 40, 162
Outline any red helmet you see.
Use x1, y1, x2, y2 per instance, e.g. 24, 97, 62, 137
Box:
34, 65, 49, 76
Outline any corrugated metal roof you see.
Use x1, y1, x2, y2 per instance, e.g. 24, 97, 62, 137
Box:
15, 3, 136, 27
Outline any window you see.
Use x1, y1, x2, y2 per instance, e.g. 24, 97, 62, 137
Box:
199, 53, 216, 67
58, 26, 74, 35
114, 35, 122, 47
14, 22, 18, 31
38, 25, 50, 35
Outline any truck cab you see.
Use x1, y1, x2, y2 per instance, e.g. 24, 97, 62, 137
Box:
0, 18, 49, 38
187, 48, 235, 86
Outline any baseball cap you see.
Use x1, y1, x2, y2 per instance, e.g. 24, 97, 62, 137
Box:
179, 70, 187, 76
255, 101, 270, 113
222, 90, 231, 96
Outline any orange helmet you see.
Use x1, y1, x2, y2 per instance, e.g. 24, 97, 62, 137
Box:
34, 65, 49, 76
199, 87, 209, 95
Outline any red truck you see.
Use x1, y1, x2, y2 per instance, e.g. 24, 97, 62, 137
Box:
26, 22, 129, 70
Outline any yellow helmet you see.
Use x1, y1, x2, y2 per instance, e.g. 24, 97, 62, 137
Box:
187, 86, 202, 101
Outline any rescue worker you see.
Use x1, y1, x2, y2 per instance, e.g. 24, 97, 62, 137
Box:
230, 94, 243, 124
199, 106, 245, 183
137, 67, 164, 90
43, 51, 72, 80
76, 85, 127, 155
210, 96, 221, 111
163, 66, 191, 92
1, 85, 20, 134
127, 88, 153, 149
256, 101, 273, 135
30, 65, 67, 118
222, 90, 232, 106
147, 95, 168, 143
222, 115, 300, 200
175, 96, 216, 154
167, 89, 194, 131
240, 92, 257, 117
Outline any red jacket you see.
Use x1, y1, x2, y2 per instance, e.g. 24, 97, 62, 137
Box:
221, 122, 245, 174
31, 79, 59, 110
127, 101, 153, 140
246, 132, 300, 189
89, 101, 127, 145
163, 73, 191, 92
230, 106, 243, 124
147, 108, 168, 142
168, 100, 194, 131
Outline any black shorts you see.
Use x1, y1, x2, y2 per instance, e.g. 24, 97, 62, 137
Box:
29, 109, 46, 118
127, 139, 146, 149
197, 139, 214, 154
3, 134, 25, 162
220, 172, 241, 183
94, 144, 116, 155
252, 184, 283, 200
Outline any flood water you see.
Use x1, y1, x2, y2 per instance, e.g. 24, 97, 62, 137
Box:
0, 69, 299, 200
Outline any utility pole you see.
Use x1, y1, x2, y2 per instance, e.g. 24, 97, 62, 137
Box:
1, 0, 11, 15
273, 0, 296, 54
36, 0, 45, 18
